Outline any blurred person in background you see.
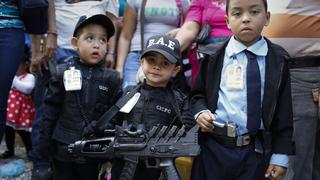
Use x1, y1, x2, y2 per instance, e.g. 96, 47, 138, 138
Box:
0, 0, 26, 144
174, 0, 232, 86
1, 45, 35, 159
263, 0, 320, 179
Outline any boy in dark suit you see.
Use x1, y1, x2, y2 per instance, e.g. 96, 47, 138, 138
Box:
190, 0, 294, 179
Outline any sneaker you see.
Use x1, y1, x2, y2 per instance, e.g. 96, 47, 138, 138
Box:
0, 150, 14, 159
31, 166, 52, 180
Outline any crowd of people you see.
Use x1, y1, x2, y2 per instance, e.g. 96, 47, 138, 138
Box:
0, 0, 319, 180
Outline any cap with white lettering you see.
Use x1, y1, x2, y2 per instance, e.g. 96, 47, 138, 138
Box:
73, 14, 115, 40
141, 35, 181, 64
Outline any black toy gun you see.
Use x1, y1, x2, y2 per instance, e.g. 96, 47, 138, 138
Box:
68, 122, 200, 180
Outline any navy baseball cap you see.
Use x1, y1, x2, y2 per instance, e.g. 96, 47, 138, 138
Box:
73, 14, 115, 40
141, 35, 181, 64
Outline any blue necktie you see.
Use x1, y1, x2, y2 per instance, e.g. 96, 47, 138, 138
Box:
245, 50, 261, 134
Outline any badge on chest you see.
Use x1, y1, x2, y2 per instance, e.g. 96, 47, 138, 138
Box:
226, 63, 244, 90
63, 67, 82, 91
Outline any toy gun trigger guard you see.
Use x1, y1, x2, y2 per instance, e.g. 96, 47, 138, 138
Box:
124, 129, 144, 137
145, 158, 160, 168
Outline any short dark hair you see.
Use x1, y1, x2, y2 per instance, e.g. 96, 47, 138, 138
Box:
226, 0, 268, 14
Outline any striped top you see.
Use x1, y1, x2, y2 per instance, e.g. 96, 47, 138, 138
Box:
262, 0, 320, 57
0, 0, 24, 29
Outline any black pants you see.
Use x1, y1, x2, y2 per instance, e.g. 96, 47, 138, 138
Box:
52, 159, 99, 180
4, 125, 32, 154
191, 134, 267, 180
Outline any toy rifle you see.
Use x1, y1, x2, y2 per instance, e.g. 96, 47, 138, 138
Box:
68, 122, 200, 180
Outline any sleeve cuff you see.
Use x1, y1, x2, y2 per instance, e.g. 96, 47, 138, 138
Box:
194, 109, 211, 120
269, 154, 289, 168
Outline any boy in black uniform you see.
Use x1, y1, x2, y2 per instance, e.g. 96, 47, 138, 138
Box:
110, 34, 195, 180
190, 0, 294, 179
38, 14, 122, 180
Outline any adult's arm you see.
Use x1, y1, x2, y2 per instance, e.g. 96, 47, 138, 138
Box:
104, 0, 119, 68
105, 11, 118, 68
175, 21, 200, 51
115, 4, 137, 79
44, 0, 57, 59
30, 0, 57, 76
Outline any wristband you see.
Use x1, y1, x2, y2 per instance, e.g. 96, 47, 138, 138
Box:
47, 31, 58, 36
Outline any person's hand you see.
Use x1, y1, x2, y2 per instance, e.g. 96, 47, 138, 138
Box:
44, 32, 57, 59
196, 112, 215, 132
117, 16, 124, 32
116, 66, 124, 80
265, 164, 287, 180
105, 53, 115, 68
166, 28, 180, 38
30, 52, 47, 76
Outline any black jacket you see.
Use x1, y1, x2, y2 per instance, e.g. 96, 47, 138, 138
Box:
190, 38, 294, 155
119, 82, 195, 130
40, 57, 121, 156
111, 82, 195, 180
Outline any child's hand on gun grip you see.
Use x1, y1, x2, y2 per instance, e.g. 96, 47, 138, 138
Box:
196, 112, 216, 132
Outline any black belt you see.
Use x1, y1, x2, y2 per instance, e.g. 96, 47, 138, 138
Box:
210, 132, 251, 148
289, 56, 320, 69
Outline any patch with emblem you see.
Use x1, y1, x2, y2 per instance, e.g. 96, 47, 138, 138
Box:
98, 85, 109, 92
155, 105, 172, 114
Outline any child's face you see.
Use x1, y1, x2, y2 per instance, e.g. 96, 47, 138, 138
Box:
141, 52, 180, 87
71, 24, 108, 65
225, 0, 270, 47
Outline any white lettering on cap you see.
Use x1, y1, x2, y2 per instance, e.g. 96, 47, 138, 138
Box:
155, 37, 165, 46
168, 40, 175, 50
147, 39, 155, 47
147, 37, 175, 50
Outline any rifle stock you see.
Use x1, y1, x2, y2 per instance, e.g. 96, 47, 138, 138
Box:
161, 158, 181, 180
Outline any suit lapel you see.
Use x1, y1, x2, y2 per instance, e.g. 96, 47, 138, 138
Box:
262, 43, 282, 130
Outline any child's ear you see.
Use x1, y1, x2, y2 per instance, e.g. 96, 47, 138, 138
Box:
172, 65, 181, 77
71, 37, 79, 50
265, 11, 271, 26
224, 15, 231, 29
140, 58, 145, 66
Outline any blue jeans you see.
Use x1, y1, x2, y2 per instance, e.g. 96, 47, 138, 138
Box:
285, 67, 320, 180
122, 51, 141, 89
29, 47, 77, 167
0, 28, 24, 143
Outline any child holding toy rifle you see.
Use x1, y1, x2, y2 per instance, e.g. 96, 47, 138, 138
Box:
38, 14, 122, 180
104, 34, 195, 180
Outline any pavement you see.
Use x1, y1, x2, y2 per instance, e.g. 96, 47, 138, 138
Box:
0, 142, 32, 180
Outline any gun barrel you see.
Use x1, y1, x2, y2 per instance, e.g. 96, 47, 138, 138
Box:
68, 137, 115, 158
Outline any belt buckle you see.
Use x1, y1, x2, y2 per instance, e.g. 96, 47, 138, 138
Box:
236, 135, 250, 147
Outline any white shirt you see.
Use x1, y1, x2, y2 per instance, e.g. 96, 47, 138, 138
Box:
55, 0, 119, 50
12, 74, 36, 94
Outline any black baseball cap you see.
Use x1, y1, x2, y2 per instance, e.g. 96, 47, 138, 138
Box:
73, 14, 115, 40
141, 35, 181, 64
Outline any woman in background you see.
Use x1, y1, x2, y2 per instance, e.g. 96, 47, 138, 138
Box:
174, 0, 232, 86
0, 0, 25, 143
